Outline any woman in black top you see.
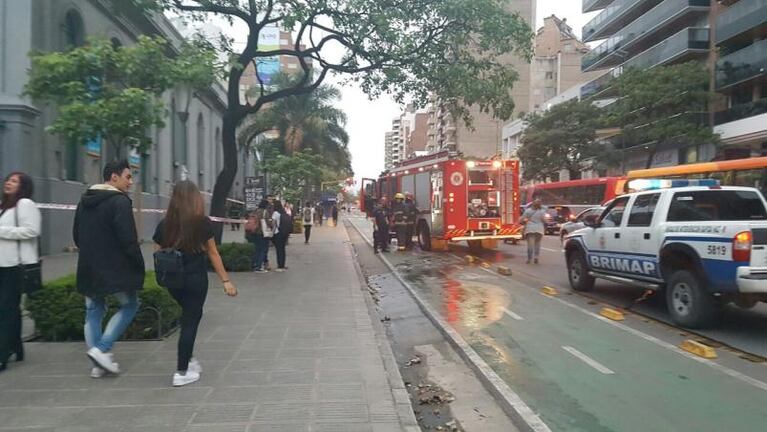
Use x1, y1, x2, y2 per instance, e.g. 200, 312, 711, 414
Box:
271, 201, 289, 271
153, 181, 237, 387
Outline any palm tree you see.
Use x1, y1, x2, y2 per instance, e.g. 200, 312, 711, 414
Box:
239, 74, 352, 174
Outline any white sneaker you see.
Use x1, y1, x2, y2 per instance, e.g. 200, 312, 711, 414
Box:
90, 367, 105, 378
173, 370, 201, 387
87, 347, 120, 374
188, 358, 202, 374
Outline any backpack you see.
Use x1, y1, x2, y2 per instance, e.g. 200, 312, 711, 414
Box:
281, 212, 294, 234
303, 208, 313, 223
244, 213, 261, 234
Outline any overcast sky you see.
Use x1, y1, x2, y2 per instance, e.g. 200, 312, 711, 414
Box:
344, 0, 595, 181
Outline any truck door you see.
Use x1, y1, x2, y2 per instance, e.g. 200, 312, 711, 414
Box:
583, 196, 631, 275
360, 178, 377, 216
623, 192, 662, 280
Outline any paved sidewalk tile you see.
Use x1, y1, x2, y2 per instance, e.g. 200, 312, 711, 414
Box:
0, 222, 409, 431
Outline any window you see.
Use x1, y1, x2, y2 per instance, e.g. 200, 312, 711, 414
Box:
667, 190, 767, 221
578, 207, 603, 222
545, 71, 554, 80
532, 184, 607, 206
600, 196, 629, 227
196, 113, 205, 187
628, 193, 660, 227
64, 10, 85, 48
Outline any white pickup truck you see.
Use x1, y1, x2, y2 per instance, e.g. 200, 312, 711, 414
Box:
563, 182, 767, 328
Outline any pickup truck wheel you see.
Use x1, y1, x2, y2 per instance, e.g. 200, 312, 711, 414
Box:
666, 270, 722, 329
567, 250, 594, 292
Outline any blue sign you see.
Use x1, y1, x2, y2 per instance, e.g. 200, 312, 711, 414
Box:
86, 136, 101, 157
256, 57, 281, 85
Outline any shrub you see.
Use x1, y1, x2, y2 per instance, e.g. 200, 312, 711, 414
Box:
26, 272, 181, 342
217, 242, 254, 272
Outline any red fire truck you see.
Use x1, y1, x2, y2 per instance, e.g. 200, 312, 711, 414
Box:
360, 151, 523, 250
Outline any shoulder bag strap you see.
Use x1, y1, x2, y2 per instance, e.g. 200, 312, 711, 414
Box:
14, 206, 22, 266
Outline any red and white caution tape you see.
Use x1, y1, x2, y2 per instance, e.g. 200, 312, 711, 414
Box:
35, 203, 246, 224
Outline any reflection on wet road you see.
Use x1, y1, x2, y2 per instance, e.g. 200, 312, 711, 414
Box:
348, 216, 767, 432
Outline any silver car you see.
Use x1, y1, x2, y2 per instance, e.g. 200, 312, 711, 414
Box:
559, 207, 604, 241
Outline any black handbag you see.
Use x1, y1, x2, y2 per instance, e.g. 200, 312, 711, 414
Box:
153, 248, 185, 289
15, 207, 42, 295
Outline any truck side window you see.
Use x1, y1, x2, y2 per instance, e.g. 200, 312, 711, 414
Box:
600, 196, 629, 227
627, 193, 660, 227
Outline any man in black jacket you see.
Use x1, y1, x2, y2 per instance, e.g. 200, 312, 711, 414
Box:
73, 160, 144, 377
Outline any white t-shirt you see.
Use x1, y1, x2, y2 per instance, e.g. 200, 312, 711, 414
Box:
0, 198, 41, 267
301, 207, 315, 226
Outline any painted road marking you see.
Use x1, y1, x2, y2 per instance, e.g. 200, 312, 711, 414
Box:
562, 346, 615, 375
502, 308, 524, 321
541, 247, 561, 253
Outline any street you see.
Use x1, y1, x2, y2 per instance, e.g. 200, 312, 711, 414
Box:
347, 215, 767, 432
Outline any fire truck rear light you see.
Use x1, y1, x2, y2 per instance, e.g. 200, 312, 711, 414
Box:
449, 198, 454, 203
449, 193, 454, 197
733, 231, 752, 262
492, 161, 502, 169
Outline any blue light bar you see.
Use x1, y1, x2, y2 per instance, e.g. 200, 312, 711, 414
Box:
627, 178, 720, 192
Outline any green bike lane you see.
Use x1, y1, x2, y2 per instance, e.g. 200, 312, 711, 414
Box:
347, 217, 767, 432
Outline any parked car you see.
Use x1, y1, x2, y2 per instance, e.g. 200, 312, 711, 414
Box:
560, 207, 605, 241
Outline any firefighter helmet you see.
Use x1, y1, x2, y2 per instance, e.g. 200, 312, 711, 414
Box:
394, 193, 405, 200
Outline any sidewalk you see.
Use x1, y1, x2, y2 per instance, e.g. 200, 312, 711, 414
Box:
0, 220, 417, 432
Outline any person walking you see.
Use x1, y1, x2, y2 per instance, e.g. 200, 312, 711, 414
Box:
0, 172, 41, 373
271, 201, 290, 272
73, 160, 144, 377
521, 199, 546, 264
153, 181, 238, 386
372, 197, 390, 254
315, 203, 324, 226
331, 205, 339, 227
302, 202, 315, 244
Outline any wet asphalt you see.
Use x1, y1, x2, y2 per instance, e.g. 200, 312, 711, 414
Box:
347, 215, 767, 432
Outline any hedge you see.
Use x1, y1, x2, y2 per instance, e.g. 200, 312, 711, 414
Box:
26, 272, 181, 342
218, 242, 255, 272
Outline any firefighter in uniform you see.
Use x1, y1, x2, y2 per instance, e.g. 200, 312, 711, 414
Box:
391, 193, 408, 251
404, 192, 418, 249
372, 197, 390, 253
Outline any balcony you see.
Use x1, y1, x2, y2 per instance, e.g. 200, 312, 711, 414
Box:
715, 97, 767, 125
717, 0, 767, 44
581, 68, 623, 99
624, 27, 709, 70
582, 0, 710, 72
716, 38, 767, 89
583, 0, 663, 43
584, 0, 616, 14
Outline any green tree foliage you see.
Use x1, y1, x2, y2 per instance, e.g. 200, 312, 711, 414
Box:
265, 150, 326, 203
142, 0, 533, 229
517, 99, 603, 181
25, 36, 217, 156
601, 61, 719, 169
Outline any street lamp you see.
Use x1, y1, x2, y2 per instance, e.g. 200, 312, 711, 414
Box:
175, 85, 193, 181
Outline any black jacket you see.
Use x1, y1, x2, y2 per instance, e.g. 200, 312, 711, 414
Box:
73, 186, 145, 297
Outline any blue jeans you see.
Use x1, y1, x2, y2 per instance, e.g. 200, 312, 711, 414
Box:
84, 292, 139, 353
252, 234, 270, 270
526, 233, 543, 261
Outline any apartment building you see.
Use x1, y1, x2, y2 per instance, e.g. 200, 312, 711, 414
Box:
713, 0, 767, 158
579, 0, 713, 169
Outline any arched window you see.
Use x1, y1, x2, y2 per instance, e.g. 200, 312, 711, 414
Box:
64, 10, 85, 48
196, 113, 206, 188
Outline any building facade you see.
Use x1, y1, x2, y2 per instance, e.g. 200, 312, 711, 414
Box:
712, 0, 767, 158
426, 0, 535, 159
0, 0, 243, 254
579, 0, 713, 169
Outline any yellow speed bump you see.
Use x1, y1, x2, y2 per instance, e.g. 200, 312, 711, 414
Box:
480, 262, 492, 269
497, 266, 512, 276
541, 286, 558, 296
599, 307, 625, 321
465, 255, 477, 264
679, 340, 717, 359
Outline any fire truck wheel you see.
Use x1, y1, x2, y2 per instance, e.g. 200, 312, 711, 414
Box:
417, 222, 432, 251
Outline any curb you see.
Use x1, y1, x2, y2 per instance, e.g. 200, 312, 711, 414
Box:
348, 219, 552, 432
342, 221, 421, 432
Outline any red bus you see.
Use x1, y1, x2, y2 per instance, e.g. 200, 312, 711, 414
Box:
521, 177, 627, 219
361, 151, 523, 250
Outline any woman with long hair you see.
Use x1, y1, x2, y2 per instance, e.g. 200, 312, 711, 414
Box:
153, 181, 237, 386
0, 172, 41, 372
521, 199, 546, 264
